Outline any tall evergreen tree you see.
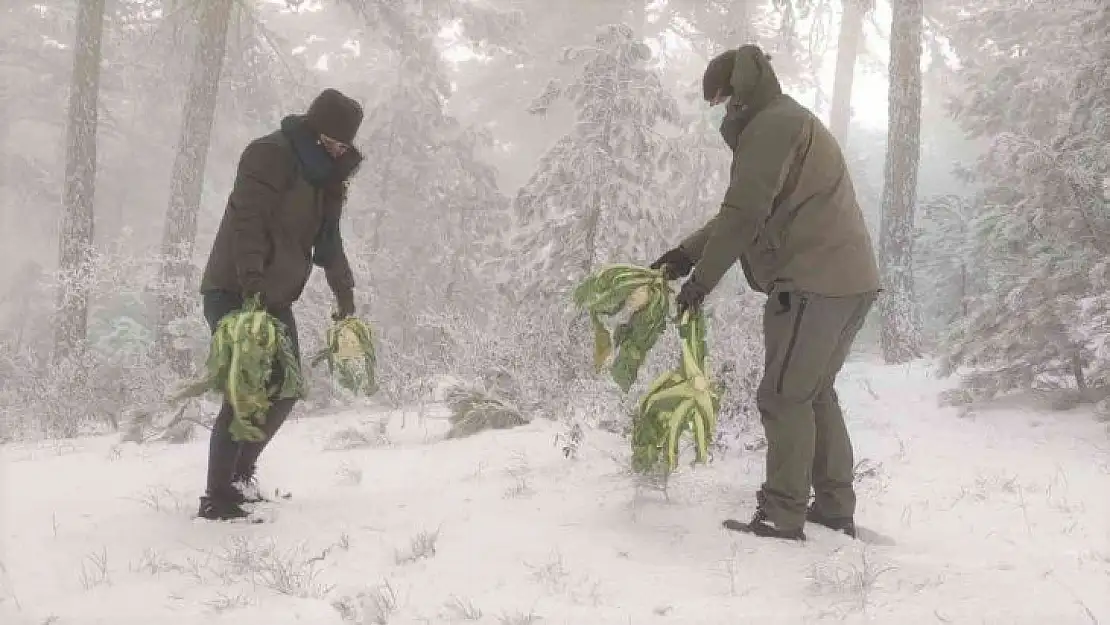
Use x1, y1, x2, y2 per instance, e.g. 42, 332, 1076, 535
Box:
500, 23, 680, 305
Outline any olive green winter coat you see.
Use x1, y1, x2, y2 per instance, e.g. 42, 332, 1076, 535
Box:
680, 46, 879, 297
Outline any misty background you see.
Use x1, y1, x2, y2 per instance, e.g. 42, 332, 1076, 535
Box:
0, 0, 1106, 445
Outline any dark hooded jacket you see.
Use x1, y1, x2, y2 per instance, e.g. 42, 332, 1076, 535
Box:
199, 114, 358, 309
679, 45, 880, 297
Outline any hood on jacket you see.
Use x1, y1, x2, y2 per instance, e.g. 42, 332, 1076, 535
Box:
707, 44, 785, 151
727, 44, 782, 111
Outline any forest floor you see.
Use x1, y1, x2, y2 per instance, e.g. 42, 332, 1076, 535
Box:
2, 358, 1109, 624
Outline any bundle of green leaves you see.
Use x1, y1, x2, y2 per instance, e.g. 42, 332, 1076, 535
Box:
573, 264, 719, 474
573, 264, 673, 392
310, 316, 378, 397
176, 296, 305, 442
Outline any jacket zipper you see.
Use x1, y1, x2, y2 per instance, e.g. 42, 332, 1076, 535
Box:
776, 295, 808, 394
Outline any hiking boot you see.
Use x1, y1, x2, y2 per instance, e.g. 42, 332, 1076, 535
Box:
806, 505, 856, 538
741, 510, 806, 541
197, 495, 250, 521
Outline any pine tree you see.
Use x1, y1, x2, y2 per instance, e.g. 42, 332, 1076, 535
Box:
939, 0, 1110, 399
337, 0, 510, 319
502, 23, 680, 306
658, 84, 732, 239
914, 192, 980, 341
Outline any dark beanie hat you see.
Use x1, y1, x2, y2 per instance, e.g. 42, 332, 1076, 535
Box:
305, 88, 363, 144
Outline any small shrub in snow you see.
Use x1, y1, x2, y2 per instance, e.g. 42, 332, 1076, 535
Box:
0, 237, 207, 442
132, 486, 187, 513
498, 610, 542, 625
333, 579, 400, 625
525, 550, 570, 591
78, 547, 111, 590
503, 476, 534, 499
394, 529, 439, 565
325, 422, 390, 450
443, 379, 528, 439
444, 595, 483, 620
807, 546, 895, 612
216, 537, 334, 598
204, 592, 251, 613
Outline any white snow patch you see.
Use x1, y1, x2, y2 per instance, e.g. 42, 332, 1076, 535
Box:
2, 361, 1109, 624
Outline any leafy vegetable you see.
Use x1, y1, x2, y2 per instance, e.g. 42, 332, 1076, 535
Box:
573, 263, 719, 475
572, 264, 673, 391
175, 295, 305, 442
310, 316, 378, 396
631, 309, 720, 474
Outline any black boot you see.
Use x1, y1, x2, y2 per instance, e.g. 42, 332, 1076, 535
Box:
197, 491, 250, 521
723, 510, 806, 541
806, 505, 857, 538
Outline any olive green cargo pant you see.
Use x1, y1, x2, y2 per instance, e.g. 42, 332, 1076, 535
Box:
755, 289, 877, 531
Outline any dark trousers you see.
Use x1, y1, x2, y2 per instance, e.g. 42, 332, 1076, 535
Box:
202, 290, 300, 499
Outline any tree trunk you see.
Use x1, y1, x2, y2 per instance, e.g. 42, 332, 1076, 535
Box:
54, 0, 106, 362
829, 0, 867, 146
157, 0, 234, 375
0, 85, 11, 256
878, 0, 923, 364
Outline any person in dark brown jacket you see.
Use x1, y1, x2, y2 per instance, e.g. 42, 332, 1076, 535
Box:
651, 46, 880, 541
196, 88, 364, 521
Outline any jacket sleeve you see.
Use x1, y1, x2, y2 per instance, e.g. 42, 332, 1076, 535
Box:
690, 111, 806, 293
228, 141, 293, 292
677, 217, 719, 264
314, 187, 356, 297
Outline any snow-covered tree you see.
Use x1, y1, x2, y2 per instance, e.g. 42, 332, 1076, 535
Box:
939, 0, 1110, 400
914, 192, 979, 342
878, 0, 924, 364
500, 23, 680, 306
54, 0, 106, 362
658, 83, 732, 238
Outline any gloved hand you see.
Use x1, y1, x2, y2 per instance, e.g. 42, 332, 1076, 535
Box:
675, 279, 709, 317
650, 247, 694, 281
332, 288, 356, 321
241, 274, 267, 310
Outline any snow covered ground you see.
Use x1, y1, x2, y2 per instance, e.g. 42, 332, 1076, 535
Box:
2, 359, 1109, 625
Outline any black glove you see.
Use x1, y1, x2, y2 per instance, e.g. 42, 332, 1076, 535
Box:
241, 275, 267, 310
332, 288, 356, 321
650, 247, 694, 281
675, 279, 709, 317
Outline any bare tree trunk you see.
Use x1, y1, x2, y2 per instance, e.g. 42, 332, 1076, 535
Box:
829, 0, 868, 146
157, 0, 233, 375
878, 0, 923, 363
54, 0, 106, 363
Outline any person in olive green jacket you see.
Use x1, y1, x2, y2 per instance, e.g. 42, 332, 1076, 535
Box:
196, 88, 364, 521
651, 45, 880, 541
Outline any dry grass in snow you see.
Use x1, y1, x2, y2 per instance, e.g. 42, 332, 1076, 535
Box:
1, 360, 1109, 624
